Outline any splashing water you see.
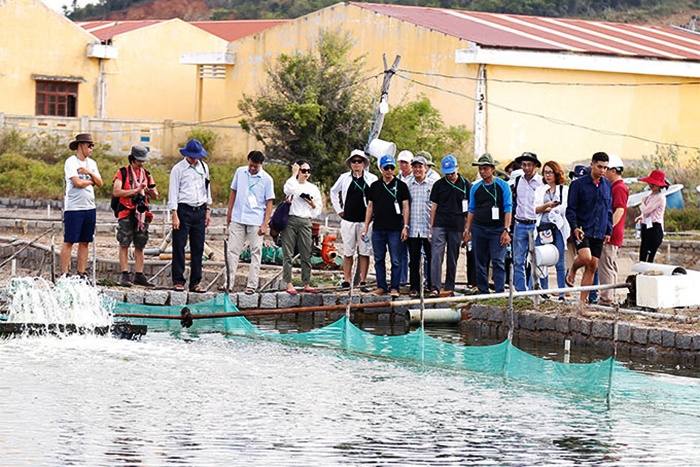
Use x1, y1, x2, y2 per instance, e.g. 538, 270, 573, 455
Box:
1, 276, 113, 329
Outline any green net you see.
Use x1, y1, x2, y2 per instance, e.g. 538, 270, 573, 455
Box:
112, 294, 700, 416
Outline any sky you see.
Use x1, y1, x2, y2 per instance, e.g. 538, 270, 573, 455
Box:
41, 0, 95, 14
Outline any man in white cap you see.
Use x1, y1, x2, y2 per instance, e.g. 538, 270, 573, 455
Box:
330, 149, 378, 290
599, 154, 628, 306
396, 150, 414, 183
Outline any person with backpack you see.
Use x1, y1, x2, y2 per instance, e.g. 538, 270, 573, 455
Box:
112, 145, 158, 287
167, 139, 212, 293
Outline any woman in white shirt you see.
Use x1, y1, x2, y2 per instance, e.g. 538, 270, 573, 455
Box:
282, 160, 323, 294
534, 161, 570, 299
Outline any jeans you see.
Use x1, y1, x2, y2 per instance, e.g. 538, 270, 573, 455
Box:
398, 241, 409, 285
372, 229, 403, 292
536, 227, 567, 296
471, 224, 506, 294
172, 205, 206, 288
430, 227, 462, 292
513, 221, 536, 291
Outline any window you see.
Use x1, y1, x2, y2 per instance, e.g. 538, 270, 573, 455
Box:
35, 80, 78, 117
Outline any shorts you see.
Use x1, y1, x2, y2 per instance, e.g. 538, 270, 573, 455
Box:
575, 236, 604, 259
63, 209, 96, 244
340, 219, 372, 257
116, 215, 150, 249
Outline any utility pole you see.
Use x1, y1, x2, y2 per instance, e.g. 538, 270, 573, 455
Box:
365, 54, 401, 150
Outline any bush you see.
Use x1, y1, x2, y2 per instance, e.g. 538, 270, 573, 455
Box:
182, 128, 220, 155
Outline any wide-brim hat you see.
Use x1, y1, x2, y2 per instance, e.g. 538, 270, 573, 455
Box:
472, 153, 497, 167
514, 151, 541, 167
639, 169, 669, 188
345, 149, 369, 169
179, 139, 208, 159
69, 133, 94, 151
130, 145, 149, 162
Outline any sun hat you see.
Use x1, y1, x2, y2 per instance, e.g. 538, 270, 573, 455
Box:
130, 145, 149, 162
639, 169, 669, 188
440, 154, 458, 174
179, 140, 208, 159
411, 156, 428, 166
380, 154, 396, 169
69, 133, 94, 151
471, 153, 497, 167
514, 151, 541, 168
345, 149, 369, 169
397, 150, 414, 163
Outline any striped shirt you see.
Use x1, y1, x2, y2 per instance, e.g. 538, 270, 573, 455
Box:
408, 176, 435, 238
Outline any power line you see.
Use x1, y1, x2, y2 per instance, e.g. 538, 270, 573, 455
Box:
395, 72, 700, 151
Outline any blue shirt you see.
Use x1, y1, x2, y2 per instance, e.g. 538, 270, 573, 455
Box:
566, 174, 613, 239
230, 166, 275, 226
468, 177, 512, 227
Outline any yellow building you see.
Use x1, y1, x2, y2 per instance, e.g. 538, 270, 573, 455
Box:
224, 2, 700, 164
0, 0, 100, 118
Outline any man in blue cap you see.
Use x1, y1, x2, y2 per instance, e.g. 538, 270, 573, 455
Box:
362, 154, 410, 297
429, 154, 471, 297
167, 139, 212, 292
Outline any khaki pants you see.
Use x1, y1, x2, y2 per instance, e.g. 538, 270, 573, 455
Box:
282, 215, 312, 285
226, 220, 264, 290
598, 243, 619, 303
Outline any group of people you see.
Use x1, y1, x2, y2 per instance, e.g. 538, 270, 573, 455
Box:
60, 132, 668, 302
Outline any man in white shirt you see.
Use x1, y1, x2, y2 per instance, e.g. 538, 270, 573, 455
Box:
61, 133, 103, 279
511, 151, 543, 291
330, 149, 378, 290
225, 150, 275, 294
167, 139, 212, 293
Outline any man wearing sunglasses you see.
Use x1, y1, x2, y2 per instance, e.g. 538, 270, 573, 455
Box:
61, 133, 103, 280
330, 149, 378, 291
362, 154, 410, 297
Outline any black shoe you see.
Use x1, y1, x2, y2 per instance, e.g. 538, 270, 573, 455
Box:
119, 272, 133, 287
133, 272, 154, 288
341, 281, 351, 290
359, 282, 371, 293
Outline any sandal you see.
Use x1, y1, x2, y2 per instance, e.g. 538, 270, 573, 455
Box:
302, 287, 319, 293
173, 284, 185, 291
409, 290, 419, 298
565, 270, 575, 288
286, 288, 298, 295
244, 288, 255, 295
190, 285, 206, 293
429, 289, 439, 298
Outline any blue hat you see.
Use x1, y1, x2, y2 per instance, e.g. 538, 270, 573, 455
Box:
441, 154, 458, 175
569, 165, 588, 179
380, 154, 396, 168
179, 139, 208, 159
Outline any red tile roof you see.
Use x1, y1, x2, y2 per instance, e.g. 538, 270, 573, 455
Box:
77, 19, 287, 42
353, 3, 700, 61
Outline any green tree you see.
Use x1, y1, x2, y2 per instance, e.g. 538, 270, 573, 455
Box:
238, 29, 372, 189
380, 95, 472, 164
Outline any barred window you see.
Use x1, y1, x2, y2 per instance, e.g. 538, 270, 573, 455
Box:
35, 80, 78, 117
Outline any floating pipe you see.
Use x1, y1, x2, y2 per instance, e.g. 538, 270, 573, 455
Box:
408, 308, 460, 325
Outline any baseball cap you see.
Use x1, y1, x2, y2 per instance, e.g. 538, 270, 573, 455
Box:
380, 154, 396, 169
397, 150, 414, 163
441, 154, 458, 174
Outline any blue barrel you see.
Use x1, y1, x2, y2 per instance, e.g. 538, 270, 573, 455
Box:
665, 184, 684, 210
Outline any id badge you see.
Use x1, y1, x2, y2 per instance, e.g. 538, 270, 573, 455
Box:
491, 206, 500, 220
248, 194, 258, 209
462, 199, 468, 213
645, 217, 653, 229
394, 201, 401, 215
363, 195, 368, 208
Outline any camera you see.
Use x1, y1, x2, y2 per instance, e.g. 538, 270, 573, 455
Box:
300, 193, 313, 201
132, 194, 148, 213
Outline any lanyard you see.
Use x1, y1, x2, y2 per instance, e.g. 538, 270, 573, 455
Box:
188, 163, 204, 177
481, 182, 498, 205
352, 176, 367, 193
446, 175, 467, 198
247, 171, 260, 191
383, 179, 397, 199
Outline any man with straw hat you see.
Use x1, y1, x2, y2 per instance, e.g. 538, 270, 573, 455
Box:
330, 149, 377, 291
464, 153, 512, 294
61, 133, 103, 280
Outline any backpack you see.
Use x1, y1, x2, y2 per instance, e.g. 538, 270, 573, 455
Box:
110, 167, 151, 218
269, 197, 292, 239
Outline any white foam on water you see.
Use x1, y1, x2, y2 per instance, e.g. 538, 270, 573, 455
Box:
2, 276, 113, 328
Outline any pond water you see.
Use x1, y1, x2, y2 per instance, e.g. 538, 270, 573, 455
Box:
1, 329, 700, 466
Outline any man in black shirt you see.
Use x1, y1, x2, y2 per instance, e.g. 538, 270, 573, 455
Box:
330, 150, 378, 290
429, 155, 471, 297
362, 154, 410, 297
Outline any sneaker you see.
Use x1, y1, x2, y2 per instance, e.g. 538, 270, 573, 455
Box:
359, 282, 371, 293
133, 272, 154, 288
389, 289, 400, 298
119, 272, 133, 287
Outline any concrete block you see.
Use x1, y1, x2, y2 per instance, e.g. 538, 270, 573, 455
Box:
338, 294, 361, 305
555, 316, 570, 334
487, 307, 504, 323
226, 293, 238, 308
676, 333, 692, 350
169, 291, 188, 306
591, 321, 613, 339
617, 323, 632, 342
144, 290, 169, 305
260, 292, 277, 309
101, 289, 125, 303
301, 293, 322, 307
125, 291, 145, 304
188, 292, 217, 304
469, 305, 487, 320
692, 335, 700, 351
648, 329, 663, 346
322, 293, 338, 307
632, 327, 649, 345
519, 311, 537, 331
661, 329, 675, 348
361, 294, 390, 314
237, 292, 259, 309
573, 318, 591, 336
538, 315, 556, 331
278, 291, 300, 308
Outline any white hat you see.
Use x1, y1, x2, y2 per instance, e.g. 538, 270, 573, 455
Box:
607, 154, 624, 171
397, 150, 414, 163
